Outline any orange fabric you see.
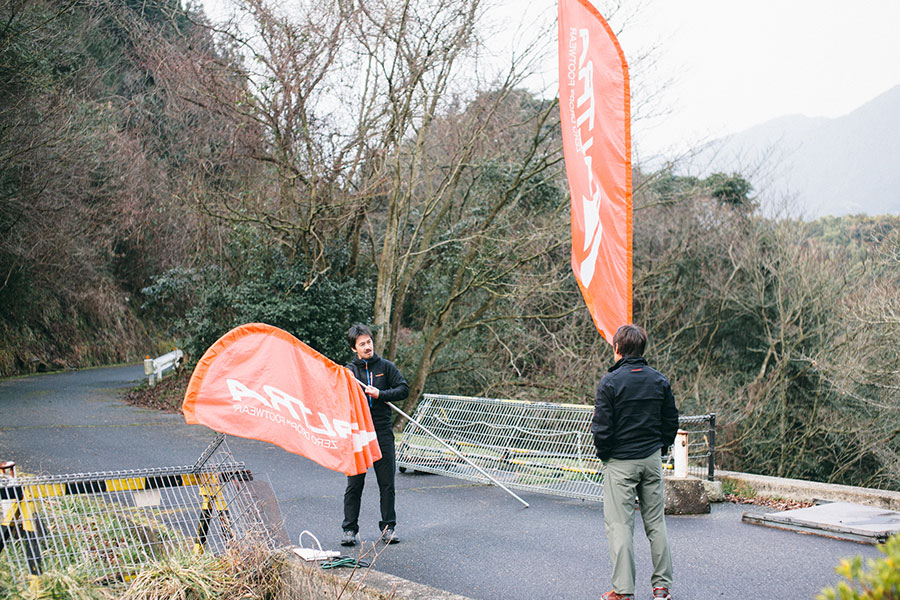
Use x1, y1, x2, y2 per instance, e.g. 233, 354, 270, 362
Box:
183, 323, 381, 476
558, 0, 633, 345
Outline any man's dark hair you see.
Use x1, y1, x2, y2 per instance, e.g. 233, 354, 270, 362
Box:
613, 324, 647, 357
347, 323, 373, 349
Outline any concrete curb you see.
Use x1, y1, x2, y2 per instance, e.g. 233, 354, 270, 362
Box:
357, 568, 474, 600
716, 469, 900, 510
285, 554, 474, 600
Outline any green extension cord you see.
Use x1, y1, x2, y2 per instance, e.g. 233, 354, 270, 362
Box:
320, 556, 371, 569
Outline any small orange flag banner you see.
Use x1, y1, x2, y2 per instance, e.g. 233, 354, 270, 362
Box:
558, 0, 633, 345
183, 323, 381, 476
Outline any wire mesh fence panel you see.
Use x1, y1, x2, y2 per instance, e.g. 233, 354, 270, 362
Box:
675, 413, 717, 482
396, 394, 715, 503
0, 434, 277, 588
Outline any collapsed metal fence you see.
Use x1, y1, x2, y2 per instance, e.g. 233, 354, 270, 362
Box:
396, 394, 715, 503
0, 434, 281, 587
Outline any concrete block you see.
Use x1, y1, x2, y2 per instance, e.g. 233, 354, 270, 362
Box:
701, 479, 725, 503
664, 476, 711, 515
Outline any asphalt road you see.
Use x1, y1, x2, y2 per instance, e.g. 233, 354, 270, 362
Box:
0, 365, 881, 599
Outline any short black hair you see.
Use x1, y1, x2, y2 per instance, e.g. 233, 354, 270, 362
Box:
613, 324, 647, 357
347, 323, 373, 349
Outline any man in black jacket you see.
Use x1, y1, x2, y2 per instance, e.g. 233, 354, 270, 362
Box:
591, 324, 679, 600
341, 323, 409, 547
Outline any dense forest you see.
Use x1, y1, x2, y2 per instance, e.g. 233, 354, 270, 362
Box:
2, 0, 899, 490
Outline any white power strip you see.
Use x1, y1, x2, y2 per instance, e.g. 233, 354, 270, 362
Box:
292, 547, 341, 561
294, 529, 341, 561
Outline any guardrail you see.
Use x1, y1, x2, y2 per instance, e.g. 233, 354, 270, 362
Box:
143, 348, 183, 386
396, 394, 715, 503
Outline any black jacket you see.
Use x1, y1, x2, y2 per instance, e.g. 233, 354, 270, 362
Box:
590, 356, 679, 461
347, 353, 409, 431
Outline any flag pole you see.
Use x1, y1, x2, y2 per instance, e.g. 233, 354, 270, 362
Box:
350, 378, 528, 507
386, 401, 530, 508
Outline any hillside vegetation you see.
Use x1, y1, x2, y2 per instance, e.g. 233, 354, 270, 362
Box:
2, 0, 899, 490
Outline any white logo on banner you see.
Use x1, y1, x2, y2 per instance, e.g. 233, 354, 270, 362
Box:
226, 378, 353, 448
567, 27, 603, 286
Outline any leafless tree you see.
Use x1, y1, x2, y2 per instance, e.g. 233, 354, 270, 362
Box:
148, 0, 575, 413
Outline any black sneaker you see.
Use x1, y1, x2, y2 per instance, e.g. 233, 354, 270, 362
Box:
380, 527, 399, 544
340, 530, 358, 546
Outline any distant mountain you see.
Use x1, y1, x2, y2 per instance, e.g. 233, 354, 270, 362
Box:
683, 84, 900, 219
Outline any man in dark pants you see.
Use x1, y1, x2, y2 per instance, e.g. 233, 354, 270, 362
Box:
341, 323, 409, 546
591, 324, 679, 600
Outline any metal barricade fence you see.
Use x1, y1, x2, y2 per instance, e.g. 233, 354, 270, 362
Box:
0, 434, 279, 587
396, 394, 715, 503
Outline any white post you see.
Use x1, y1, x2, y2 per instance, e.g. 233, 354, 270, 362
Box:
674, 429, 688, 478
144, 356, 155, 386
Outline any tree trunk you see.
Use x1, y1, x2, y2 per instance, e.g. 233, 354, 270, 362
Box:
373, 194, 401, 353
394, 329, 440, 430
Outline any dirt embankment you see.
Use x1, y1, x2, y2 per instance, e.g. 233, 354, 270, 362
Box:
122, 368, 191, 413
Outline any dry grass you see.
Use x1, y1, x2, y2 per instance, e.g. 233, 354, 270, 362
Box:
121, 368, 191, 413
118, 551, 234, 600
1, 540, 396, 600
1, 538, 296, 600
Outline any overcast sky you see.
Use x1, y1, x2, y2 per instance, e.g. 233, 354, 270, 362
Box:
203, 0, 900, 161
491, 0, 900, 160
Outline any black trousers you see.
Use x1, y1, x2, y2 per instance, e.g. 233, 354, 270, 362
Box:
342, 428, 396, 533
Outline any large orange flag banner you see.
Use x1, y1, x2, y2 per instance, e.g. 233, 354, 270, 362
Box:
558, 0, 632, 345
183, 323, 381, 476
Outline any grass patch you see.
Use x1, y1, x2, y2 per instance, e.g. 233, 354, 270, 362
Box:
721, 477, 757, 499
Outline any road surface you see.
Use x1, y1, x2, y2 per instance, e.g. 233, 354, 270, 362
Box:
0, 365, 879, 599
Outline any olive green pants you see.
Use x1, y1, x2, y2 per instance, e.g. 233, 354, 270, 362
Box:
603, 450, 673, 594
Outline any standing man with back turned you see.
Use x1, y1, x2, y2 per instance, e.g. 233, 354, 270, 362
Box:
341, 323, 409, 547
591, 324, 679, 600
